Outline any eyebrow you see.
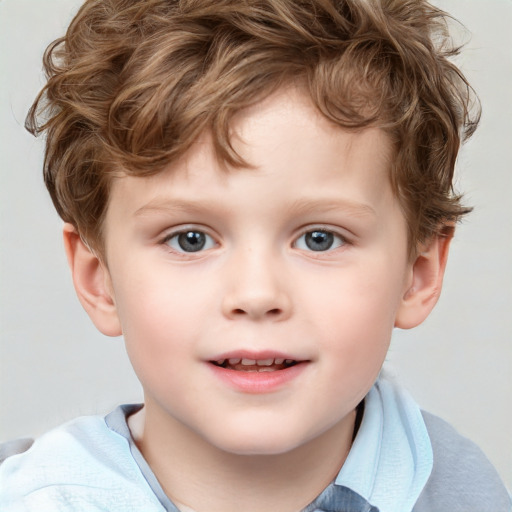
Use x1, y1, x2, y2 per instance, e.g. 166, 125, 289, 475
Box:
134, 199, 222, 217
286, 197, 377, 218
133, 196, 377, 218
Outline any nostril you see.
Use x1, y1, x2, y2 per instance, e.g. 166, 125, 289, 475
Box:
231, 307, 282, 317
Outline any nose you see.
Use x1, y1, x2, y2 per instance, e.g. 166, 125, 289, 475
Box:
221, 247, 292, 321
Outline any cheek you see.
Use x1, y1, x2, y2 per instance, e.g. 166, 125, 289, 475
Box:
308, 260, 404, 332
305, 263, 404, 377
109, 270, 195, 378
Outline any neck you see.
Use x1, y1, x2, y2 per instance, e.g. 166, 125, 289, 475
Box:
130, 403, 356, 512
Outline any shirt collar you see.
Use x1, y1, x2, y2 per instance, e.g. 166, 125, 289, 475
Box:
332, 377, 433, 512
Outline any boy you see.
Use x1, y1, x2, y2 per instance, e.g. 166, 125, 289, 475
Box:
0, 0, 510, 510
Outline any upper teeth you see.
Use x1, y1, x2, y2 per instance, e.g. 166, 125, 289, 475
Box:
217, 358, 290, 366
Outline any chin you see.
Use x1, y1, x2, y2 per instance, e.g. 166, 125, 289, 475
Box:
206, 427, 314, 457
220, 442, 298, 457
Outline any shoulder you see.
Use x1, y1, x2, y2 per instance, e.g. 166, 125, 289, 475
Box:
413, 411, 511, 512
0, 438, 33, 465
0, 412, 163, 511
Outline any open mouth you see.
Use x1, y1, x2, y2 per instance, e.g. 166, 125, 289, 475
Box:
210, 358, 299, 372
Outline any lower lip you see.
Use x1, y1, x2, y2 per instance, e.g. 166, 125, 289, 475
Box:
207, 362, 308, 394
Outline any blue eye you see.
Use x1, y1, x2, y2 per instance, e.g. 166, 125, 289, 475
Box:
165, 230, 216, 253
295, 230, 345, 252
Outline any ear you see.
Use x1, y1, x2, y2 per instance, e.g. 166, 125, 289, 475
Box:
394, 227, 453, 329
63, 223, 122, 337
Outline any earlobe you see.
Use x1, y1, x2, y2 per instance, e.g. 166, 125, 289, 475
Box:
63, 223, 122, 337
394, 228, 453, 330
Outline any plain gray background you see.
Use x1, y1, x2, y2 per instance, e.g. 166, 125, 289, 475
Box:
1, 0, 511, 489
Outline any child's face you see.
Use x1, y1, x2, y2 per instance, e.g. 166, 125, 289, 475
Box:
101, 88, 414, 455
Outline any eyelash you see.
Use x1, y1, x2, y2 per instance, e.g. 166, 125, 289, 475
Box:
293, 228, 349, 253
159, 226, 350, 255
161, 229, 217, 254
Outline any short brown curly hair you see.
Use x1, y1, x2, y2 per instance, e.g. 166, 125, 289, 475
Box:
26, 0, 479, 256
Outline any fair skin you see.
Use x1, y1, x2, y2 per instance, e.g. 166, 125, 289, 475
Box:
64, 87, 451, 512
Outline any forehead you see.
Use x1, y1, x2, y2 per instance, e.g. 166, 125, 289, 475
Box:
107, 87, 398, 223
238, 92, 388, 167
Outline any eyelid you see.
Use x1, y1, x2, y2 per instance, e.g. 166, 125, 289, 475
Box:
294, 224, 351, 240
